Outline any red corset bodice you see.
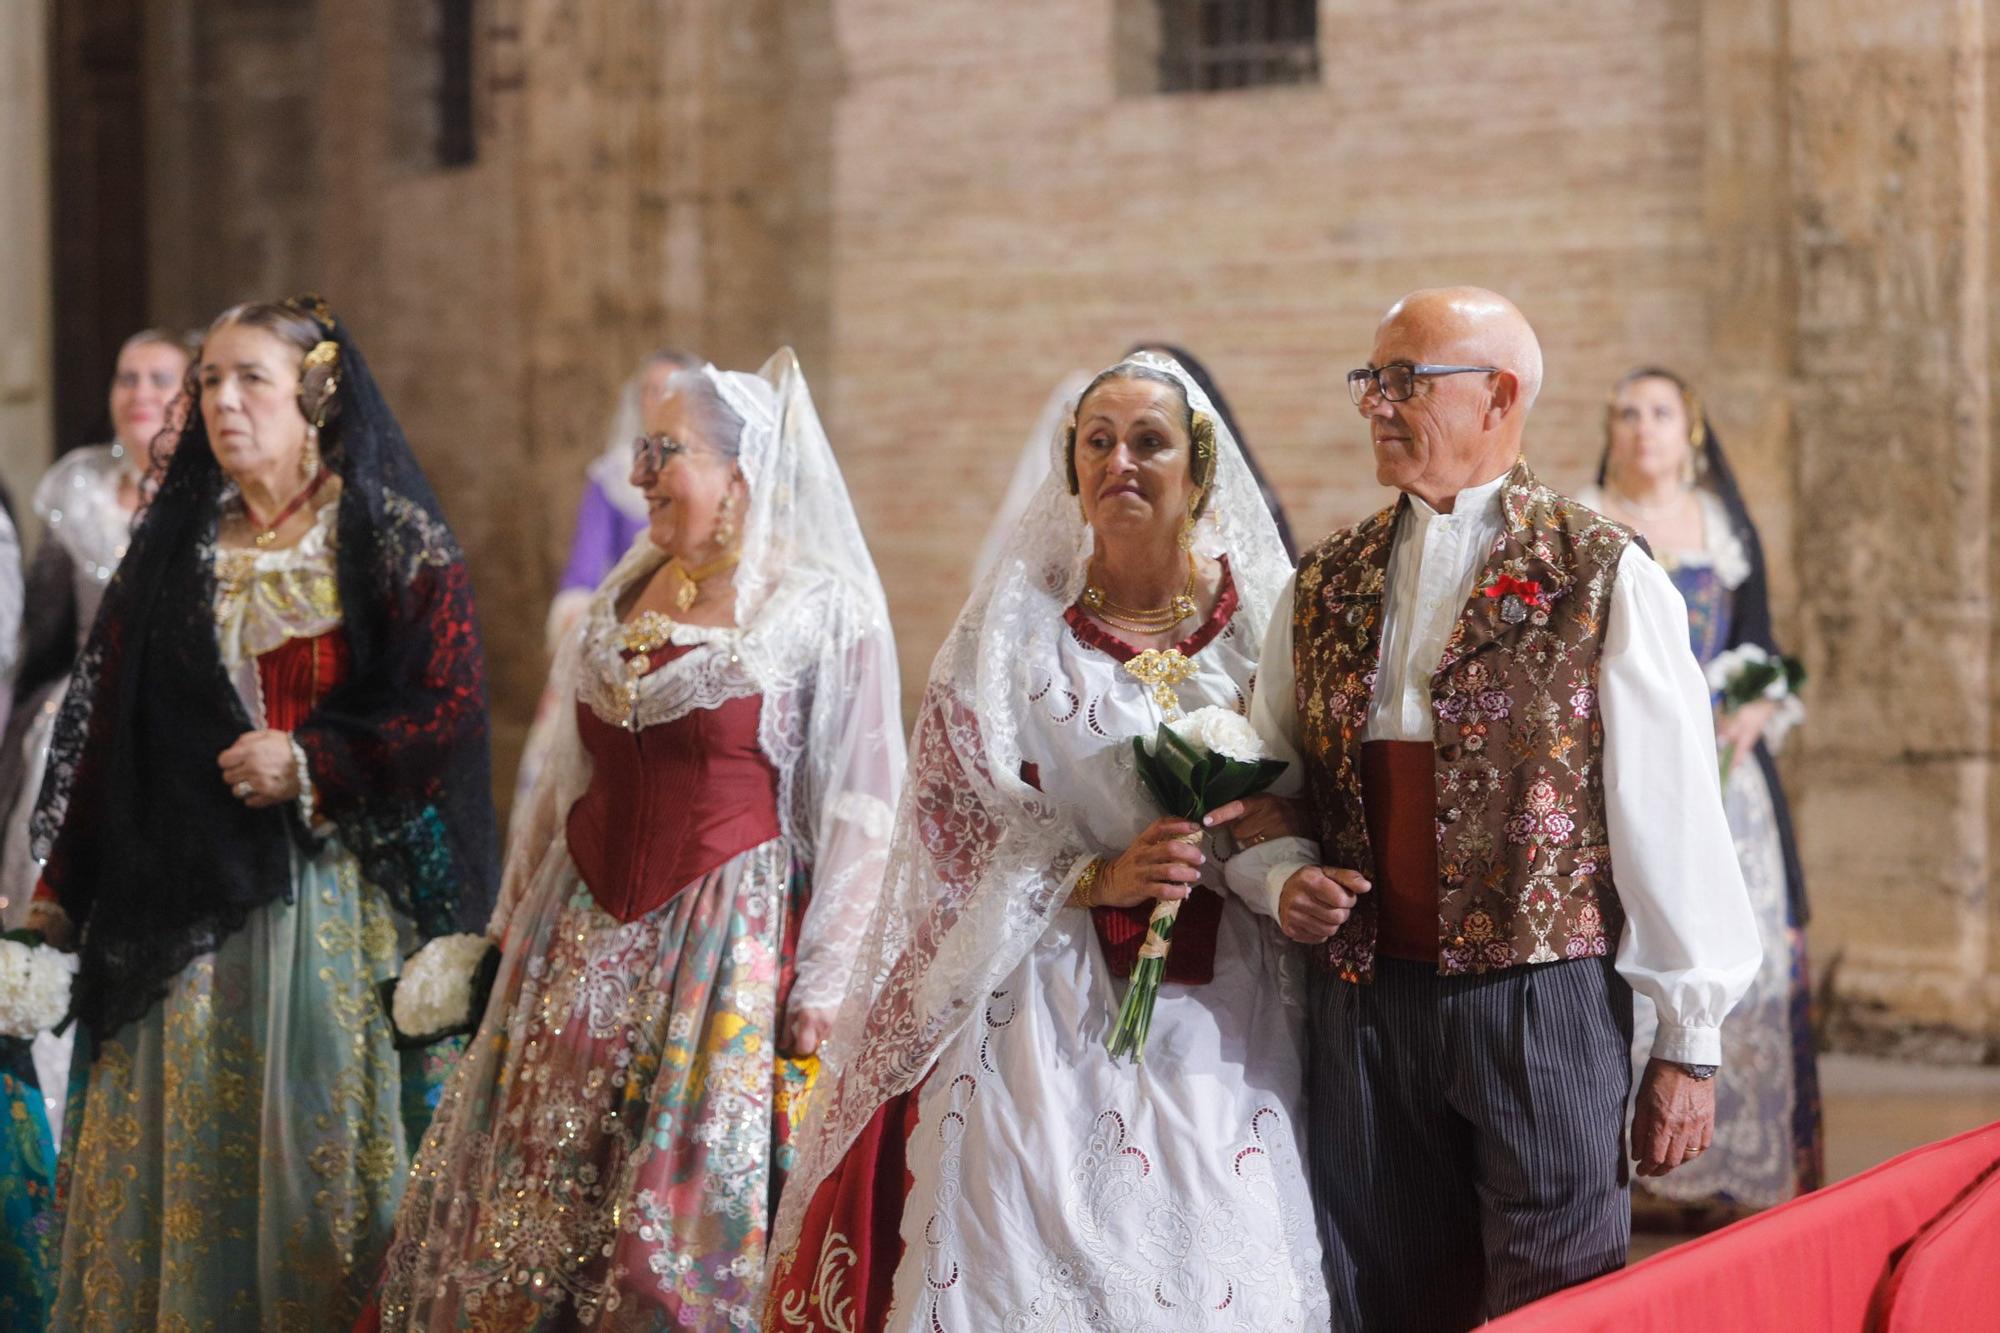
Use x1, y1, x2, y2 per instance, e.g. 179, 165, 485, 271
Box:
565, 648, 782, 924
257, 630, 352, 727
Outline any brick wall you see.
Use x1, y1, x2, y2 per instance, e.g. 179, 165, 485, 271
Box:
103, 0, 2000, 1053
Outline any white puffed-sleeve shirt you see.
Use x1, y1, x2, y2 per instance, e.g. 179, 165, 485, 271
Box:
1229, 471, 1761, 1066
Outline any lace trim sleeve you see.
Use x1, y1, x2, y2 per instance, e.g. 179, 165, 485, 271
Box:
786, 590, 907, 1012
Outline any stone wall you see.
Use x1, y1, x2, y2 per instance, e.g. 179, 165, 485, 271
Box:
0, 0, 52, 523
45, 0, 2000, 1052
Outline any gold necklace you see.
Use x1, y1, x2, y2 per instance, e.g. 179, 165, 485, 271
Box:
615, 610, 679, 727
663, 548, 740, 614
242, 467, 329, 548
1082, 554, 1198, 634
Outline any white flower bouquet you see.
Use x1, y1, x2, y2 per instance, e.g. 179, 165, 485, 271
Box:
379, 932, 501, 1049
1704, 644, 1807, 781
0, 931, 78, 1041
1110, 706, 1288, 1062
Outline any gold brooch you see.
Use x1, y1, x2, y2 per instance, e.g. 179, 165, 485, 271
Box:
1122, 648, 1197, 715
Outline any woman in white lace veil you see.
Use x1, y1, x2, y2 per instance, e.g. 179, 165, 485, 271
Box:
510, 347, 699, 812
767, 352, 1328, 1330
372, 349, 905, 1330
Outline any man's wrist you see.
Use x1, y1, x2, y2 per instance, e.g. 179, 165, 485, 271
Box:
1676, 1063, 1719, 1081
1263, 855, 1314, 918
1648, 1021, 1722, 1067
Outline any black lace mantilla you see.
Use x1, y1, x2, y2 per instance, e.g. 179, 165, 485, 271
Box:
31, 296, 499, 1041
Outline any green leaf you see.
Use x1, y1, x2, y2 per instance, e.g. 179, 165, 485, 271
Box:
1194, 756, 1291, 814
1132, 738, 1175, 810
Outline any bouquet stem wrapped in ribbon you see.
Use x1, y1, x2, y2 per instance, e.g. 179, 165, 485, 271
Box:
1110, 706, 1288, 1063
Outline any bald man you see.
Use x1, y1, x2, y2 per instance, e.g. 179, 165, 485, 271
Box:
1228, 289, 1761, 1329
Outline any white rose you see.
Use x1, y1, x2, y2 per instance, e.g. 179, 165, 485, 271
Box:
1703, 644, 1771, 694
1167, 705, 1269, 764
391, 932, 494, 1038
0, 937, 78, 1039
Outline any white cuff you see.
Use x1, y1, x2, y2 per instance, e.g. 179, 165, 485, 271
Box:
1649, 1021, 1722, 1066
288, 736, 319, 827
1223, 835, 1316, 919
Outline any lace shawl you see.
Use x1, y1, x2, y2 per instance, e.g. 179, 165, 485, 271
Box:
771, 353, 1294, 1266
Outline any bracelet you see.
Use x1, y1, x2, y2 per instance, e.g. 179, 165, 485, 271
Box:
1070, 857, 1105, 910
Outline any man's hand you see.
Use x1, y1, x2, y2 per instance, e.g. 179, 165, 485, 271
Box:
1632, 1058, 1716, 1176
1202, 793, 1310, 847
1276, 866, 1370, 943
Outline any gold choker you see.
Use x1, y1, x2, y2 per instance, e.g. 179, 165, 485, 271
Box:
1082, 555, 1198, 634
663, 548, 740, 613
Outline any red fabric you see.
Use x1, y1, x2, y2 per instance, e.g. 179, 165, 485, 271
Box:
565, 653, 781, 923
1869, 1152, 2000, 1332
765, 1081, 925, 1331
257, 629, 353, 731
1484, 1119, 2000, 1333
1090, 887, 1225, 984
1360, 740, 1440, 963
1061, 555, 1240, 664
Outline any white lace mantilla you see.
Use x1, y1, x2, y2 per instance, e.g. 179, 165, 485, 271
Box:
496, 372, 905, 1015
774, 351, 1299, 1287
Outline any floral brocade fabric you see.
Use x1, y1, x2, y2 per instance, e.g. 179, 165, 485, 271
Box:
1292, 462, 1638, 981
376, 843, 816, 1331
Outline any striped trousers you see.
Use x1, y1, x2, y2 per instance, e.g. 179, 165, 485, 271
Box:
1304, 956, 1634, 1332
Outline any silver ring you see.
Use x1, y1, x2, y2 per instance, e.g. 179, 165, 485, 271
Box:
234, 781, 254, 799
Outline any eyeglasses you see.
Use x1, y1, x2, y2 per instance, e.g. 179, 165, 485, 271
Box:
630, 433, 688, 473
1346, 362, 1501, 405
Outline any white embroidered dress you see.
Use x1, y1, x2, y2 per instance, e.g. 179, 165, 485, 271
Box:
772, 353, 1325, 1332
887, 593, 1326, 1330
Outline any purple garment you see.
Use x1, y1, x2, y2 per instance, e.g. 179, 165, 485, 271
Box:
561, 480, 650, 594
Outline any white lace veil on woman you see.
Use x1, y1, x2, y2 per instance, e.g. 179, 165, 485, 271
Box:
772, 350, 1293, 1265
490, 347, 903, 1012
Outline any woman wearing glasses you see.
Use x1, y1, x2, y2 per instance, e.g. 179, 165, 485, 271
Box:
372, 352, 905, 1331
511, 349, 702, 811
1582, 367, 1819, 1226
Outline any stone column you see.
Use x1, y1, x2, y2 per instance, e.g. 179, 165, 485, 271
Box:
0, 0, 53, 519
1787, 0, 1992, 1056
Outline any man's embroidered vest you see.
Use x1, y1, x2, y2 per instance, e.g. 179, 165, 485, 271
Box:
1292, 462, 1638, 982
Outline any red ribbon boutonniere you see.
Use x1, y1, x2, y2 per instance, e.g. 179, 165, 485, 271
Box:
1482, 574, 1547, 624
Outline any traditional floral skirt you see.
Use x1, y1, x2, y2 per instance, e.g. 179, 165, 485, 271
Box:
51, 844, 422, 1332
376, 835, 812, 1331
1632, 755, 1823, 1223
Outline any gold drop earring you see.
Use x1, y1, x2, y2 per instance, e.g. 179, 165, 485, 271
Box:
1178, 490, 1203, 552
714, 491, 738, 550
301, 426, 321, 480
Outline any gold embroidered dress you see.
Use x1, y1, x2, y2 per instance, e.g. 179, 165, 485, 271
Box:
53, 501, 422, 1332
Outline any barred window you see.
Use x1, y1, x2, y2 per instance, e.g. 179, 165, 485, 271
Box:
1156, 0, 1320, 93
393, 0, 478, 170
